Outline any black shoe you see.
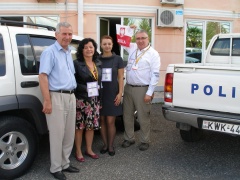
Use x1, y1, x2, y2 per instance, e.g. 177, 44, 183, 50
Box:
51, 171, 66, 180
122, 140, 135, 148
139, 143, 149, 151
100, 147, 108, 154
62, 165, 79, 173
108, 147, 115, 156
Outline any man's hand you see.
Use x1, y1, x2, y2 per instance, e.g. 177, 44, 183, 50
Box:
42, 100, 52, 114
144, 95, 152, 104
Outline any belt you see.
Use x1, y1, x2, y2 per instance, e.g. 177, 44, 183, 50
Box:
50, 90, 75, 94
127, 84, 149, 87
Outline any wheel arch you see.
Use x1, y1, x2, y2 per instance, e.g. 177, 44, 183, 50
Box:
0, 95, 48, 135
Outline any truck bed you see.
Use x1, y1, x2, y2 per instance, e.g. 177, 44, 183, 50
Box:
168, 64, 240, 114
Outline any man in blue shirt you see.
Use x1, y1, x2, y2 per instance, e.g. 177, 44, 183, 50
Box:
39, 22, 79, 180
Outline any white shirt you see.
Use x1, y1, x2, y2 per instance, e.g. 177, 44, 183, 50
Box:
124, 43, 161, 96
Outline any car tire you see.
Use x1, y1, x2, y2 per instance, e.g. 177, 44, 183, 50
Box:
180, 126, 202, 142
0, 116, 38, 180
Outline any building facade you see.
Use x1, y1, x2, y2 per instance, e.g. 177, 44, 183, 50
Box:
1, 0, 240, 86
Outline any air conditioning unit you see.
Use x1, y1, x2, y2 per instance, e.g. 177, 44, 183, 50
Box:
160, 0, 184, 5
157, 8, 184, 28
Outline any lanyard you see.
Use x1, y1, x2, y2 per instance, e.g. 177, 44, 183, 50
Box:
86, 61, 98, 80
135, 46, 150, 65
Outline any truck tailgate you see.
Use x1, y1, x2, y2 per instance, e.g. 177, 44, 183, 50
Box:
172, 66, 240, 114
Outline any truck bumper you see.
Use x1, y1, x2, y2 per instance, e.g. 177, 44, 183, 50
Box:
162, 105, 240, 129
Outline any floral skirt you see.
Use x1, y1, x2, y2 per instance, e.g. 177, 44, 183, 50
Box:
76, 97, 100, 130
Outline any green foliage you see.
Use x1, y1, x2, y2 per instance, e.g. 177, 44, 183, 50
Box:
186, 27, 202, 48
139, 19, 152, 43
123, 18, 152, 43
206, 22, 228, 48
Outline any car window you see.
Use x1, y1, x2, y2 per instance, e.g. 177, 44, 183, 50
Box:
16, 34, 42, 75
210, 38, 230, 56
0, 34, 6, 76
30, 36, 56, 73
16, 35, 80, 75
232, 38, 240, 57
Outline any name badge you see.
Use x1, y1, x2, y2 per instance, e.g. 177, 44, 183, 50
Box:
132, 64, 138, 70
87, 81, 99, 97
126, 58, 134, 71
102, 68, 112, 82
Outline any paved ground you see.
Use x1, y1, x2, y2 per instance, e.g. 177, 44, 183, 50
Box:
17, 103, 240, 180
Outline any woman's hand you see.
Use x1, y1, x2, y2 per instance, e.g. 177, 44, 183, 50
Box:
114, 93, 122, 106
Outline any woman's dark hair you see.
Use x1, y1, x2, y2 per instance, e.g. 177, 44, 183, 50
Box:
76, 38, 99, 62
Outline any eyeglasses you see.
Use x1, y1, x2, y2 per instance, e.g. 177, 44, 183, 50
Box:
136, 37, 148, 41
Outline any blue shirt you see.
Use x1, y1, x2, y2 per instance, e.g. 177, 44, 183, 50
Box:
39, 41, 77, 91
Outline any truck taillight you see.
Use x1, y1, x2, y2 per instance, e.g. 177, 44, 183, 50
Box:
164, 73, 173, 102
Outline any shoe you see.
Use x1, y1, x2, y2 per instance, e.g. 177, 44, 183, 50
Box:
75, 155, 85, 162
139, 143, 149, 151
108, 147, 115, 156
62, 165, 79, 173
122, 140, 135, 148
100, 147, 108, 154
51, 171, 66, 180
85, 152, 99, 159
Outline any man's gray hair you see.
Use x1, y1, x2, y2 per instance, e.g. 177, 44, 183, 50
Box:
55, 22, 72, 33
135, 29, 149, 36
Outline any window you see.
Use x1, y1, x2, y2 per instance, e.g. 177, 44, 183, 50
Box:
232, 38, 240, 56
0, 16, 58, 30
16, 35, 80, 75
16, 35, 45, 75
0, 34, 6, 76
210, 38, 230, 56
185, 20, 231, 63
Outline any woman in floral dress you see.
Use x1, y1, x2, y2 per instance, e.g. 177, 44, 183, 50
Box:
74, 38, 102, 162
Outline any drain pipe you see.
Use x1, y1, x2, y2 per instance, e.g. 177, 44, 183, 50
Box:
64, 0, 68, 22
78, 0, 83, 37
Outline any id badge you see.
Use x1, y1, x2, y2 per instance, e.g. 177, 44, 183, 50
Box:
126, 58, 134, 71
102, 68, 112, 82
87, 81, 99, 97
132, 64, 138, 70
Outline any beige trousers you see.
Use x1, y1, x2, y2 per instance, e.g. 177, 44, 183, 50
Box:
123, 84, 151, 143
46, 92, 76, 173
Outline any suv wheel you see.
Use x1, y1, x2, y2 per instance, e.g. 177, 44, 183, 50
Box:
0, 116, 38, 180
180, 126, 202, 142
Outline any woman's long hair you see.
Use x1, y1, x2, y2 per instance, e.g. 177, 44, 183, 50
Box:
76, 38, 99, 62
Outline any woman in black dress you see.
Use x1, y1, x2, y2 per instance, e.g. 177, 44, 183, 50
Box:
99, 35, 124, 156
74, 38, 102, 162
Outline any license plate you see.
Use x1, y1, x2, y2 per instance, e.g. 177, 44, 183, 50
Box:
202, 120, 240, 135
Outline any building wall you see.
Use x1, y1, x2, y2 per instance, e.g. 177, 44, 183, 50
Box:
1, 0, 240, 86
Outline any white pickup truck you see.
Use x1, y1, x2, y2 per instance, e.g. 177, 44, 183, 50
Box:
162, 33, 240, 142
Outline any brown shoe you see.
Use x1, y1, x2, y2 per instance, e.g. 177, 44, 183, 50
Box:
122, 140, 135, 148
139, 143, 149, 151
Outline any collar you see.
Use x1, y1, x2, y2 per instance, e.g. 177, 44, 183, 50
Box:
54, 41, 70, 53
138, 44, 150, 52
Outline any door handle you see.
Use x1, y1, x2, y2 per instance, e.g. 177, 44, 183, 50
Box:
21, 81, 39, 88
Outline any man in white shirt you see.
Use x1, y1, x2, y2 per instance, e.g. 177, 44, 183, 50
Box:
121, 29, 160, 151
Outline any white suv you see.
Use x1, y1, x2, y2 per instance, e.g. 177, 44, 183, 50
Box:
0, 21, 82, 179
